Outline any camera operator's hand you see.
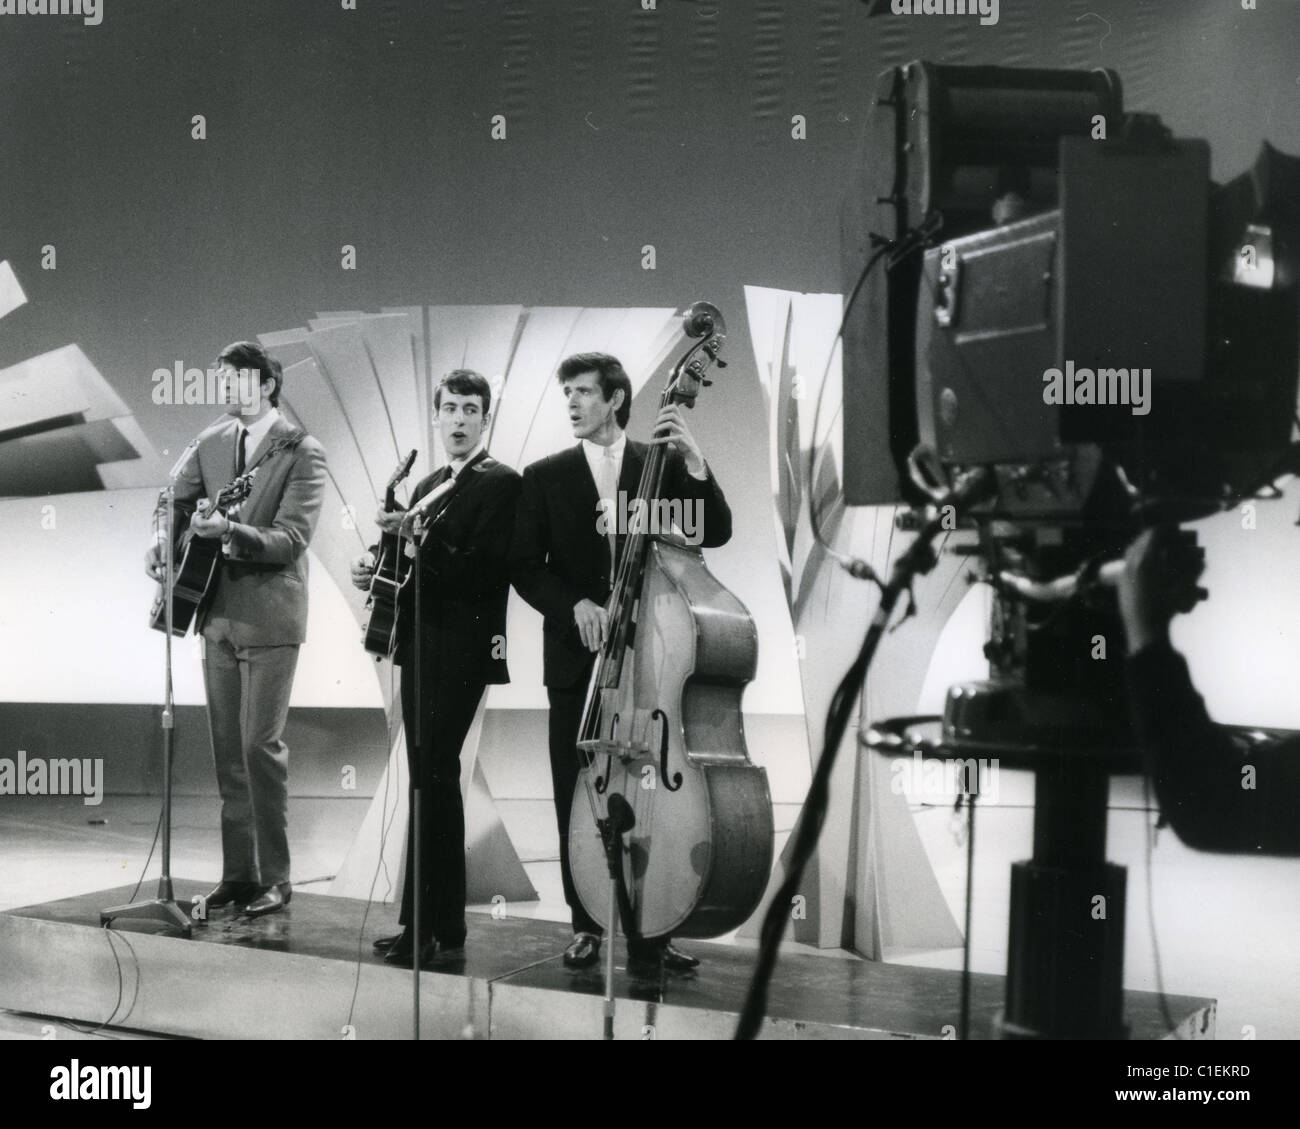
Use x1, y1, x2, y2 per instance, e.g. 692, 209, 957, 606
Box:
1117, 526, 1207, 654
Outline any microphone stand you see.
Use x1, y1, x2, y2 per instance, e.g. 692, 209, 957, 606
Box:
102, 482, 192, 937
389, 474, 457, 1036
402, 475, 459, 1037
597, 795, 638, 1040
409, 512, 426, 1041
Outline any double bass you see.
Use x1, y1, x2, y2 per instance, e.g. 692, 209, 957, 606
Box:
568, 302, 773, 942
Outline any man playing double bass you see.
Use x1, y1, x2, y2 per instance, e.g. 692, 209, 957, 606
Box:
510, 352, 733, 975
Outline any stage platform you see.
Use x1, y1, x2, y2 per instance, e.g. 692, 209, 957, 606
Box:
0, 883, 1214, 1040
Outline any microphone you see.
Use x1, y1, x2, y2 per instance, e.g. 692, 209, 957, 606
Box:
166, 412, 228, 481
167, 438, 200, 482
403, 475, 456, 528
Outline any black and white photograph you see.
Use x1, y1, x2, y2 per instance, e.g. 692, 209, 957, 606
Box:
0, 0, 1296, 1094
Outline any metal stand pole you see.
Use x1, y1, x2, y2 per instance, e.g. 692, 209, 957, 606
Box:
603, 852, 618, 1041
102, 484, 192, 936
411, 517, 424, 1041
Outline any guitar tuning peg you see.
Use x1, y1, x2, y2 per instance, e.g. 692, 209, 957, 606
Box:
703, 379, 713, 387
715, 359, 728, 368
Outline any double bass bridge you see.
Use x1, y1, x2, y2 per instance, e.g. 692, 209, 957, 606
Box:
576, 738, 648, 766
577, 707, 682, 792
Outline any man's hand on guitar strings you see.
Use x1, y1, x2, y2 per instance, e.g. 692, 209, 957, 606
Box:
145, 541, 165, 581
350, 552, 376, 590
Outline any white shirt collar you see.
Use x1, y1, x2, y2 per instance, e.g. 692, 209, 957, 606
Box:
237, 407, 281, 460
581, 431, 627, 463
449, 441, 485, 478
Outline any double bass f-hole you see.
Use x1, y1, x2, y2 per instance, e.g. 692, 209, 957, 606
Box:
652, 709, 682, 792
594, 711, 620, 795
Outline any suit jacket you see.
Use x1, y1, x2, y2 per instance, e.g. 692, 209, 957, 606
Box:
1127, 639, 1300, 855
393, 451, 521, 686
510, 440, 732, 690
159, 413, 327, 647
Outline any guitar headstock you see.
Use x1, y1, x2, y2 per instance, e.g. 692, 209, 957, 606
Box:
385, 449, 418, 509
389, 449, 417, 491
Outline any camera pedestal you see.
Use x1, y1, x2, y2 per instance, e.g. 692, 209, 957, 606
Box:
867, 680, 1141, 1040
999, 764, 1129, 1039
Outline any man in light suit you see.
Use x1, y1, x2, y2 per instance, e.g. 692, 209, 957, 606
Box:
145, 341, 327, 917
510, 352, 733, 974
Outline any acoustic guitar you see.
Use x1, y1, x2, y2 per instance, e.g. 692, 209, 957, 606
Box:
149, 472, 257, 637
363, 449, 418, 657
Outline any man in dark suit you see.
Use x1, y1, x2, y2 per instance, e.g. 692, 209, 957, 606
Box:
352, 370, 521, 967
145, 341, 327, 918
510, 351, 733, 973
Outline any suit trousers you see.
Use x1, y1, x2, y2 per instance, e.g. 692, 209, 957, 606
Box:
398, 659, 484, 945
548, 678, 602, 936
201, 625, 299, 886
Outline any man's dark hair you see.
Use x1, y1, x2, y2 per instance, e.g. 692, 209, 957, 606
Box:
557, 352, 631, 429
217, 341, 283, 407
434, 369, 493, 415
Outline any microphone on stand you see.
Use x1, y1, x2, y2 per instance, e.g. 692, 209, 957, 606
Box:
165, 411, 228, 486
167, 438, 200, 482
402, 475, 457, 537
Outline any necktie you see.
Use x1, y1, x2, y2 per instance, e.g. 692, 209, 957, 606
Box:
597, 447, 619, 583
235, 428, 248, 477
415, 465, 457, 522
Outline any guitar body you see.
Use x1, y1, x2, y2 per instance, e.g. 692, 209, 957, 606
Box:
149, 526, 223, 636
363, 532, 411, 656
362, 449, 418, 658
569, 537, 773, 940
149, 473, 256, 637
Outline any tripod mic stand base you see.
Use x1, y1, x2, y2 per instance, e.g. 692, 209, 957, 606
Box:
101, 881, 192, 938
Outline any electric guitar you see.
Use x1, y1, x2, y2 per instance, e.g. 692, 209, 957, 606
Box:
149, 472, 257, 636
363, 449, 418, 657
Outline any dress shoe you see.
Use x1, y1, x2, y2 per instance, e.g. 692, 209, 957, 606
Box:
384, 939, 465, 970
383, 932, 419, 965
562, 932, 601, 968
201, 881, 259, 909
372, 932, 406, 954
662, 942, 700, 971
419, 941, 466, 969
243, 883, 291, 917
627, 940, 699, 976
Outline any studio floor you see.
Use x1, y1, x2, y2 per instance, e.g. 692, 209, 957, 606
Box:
0, 789, 1295, 1039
